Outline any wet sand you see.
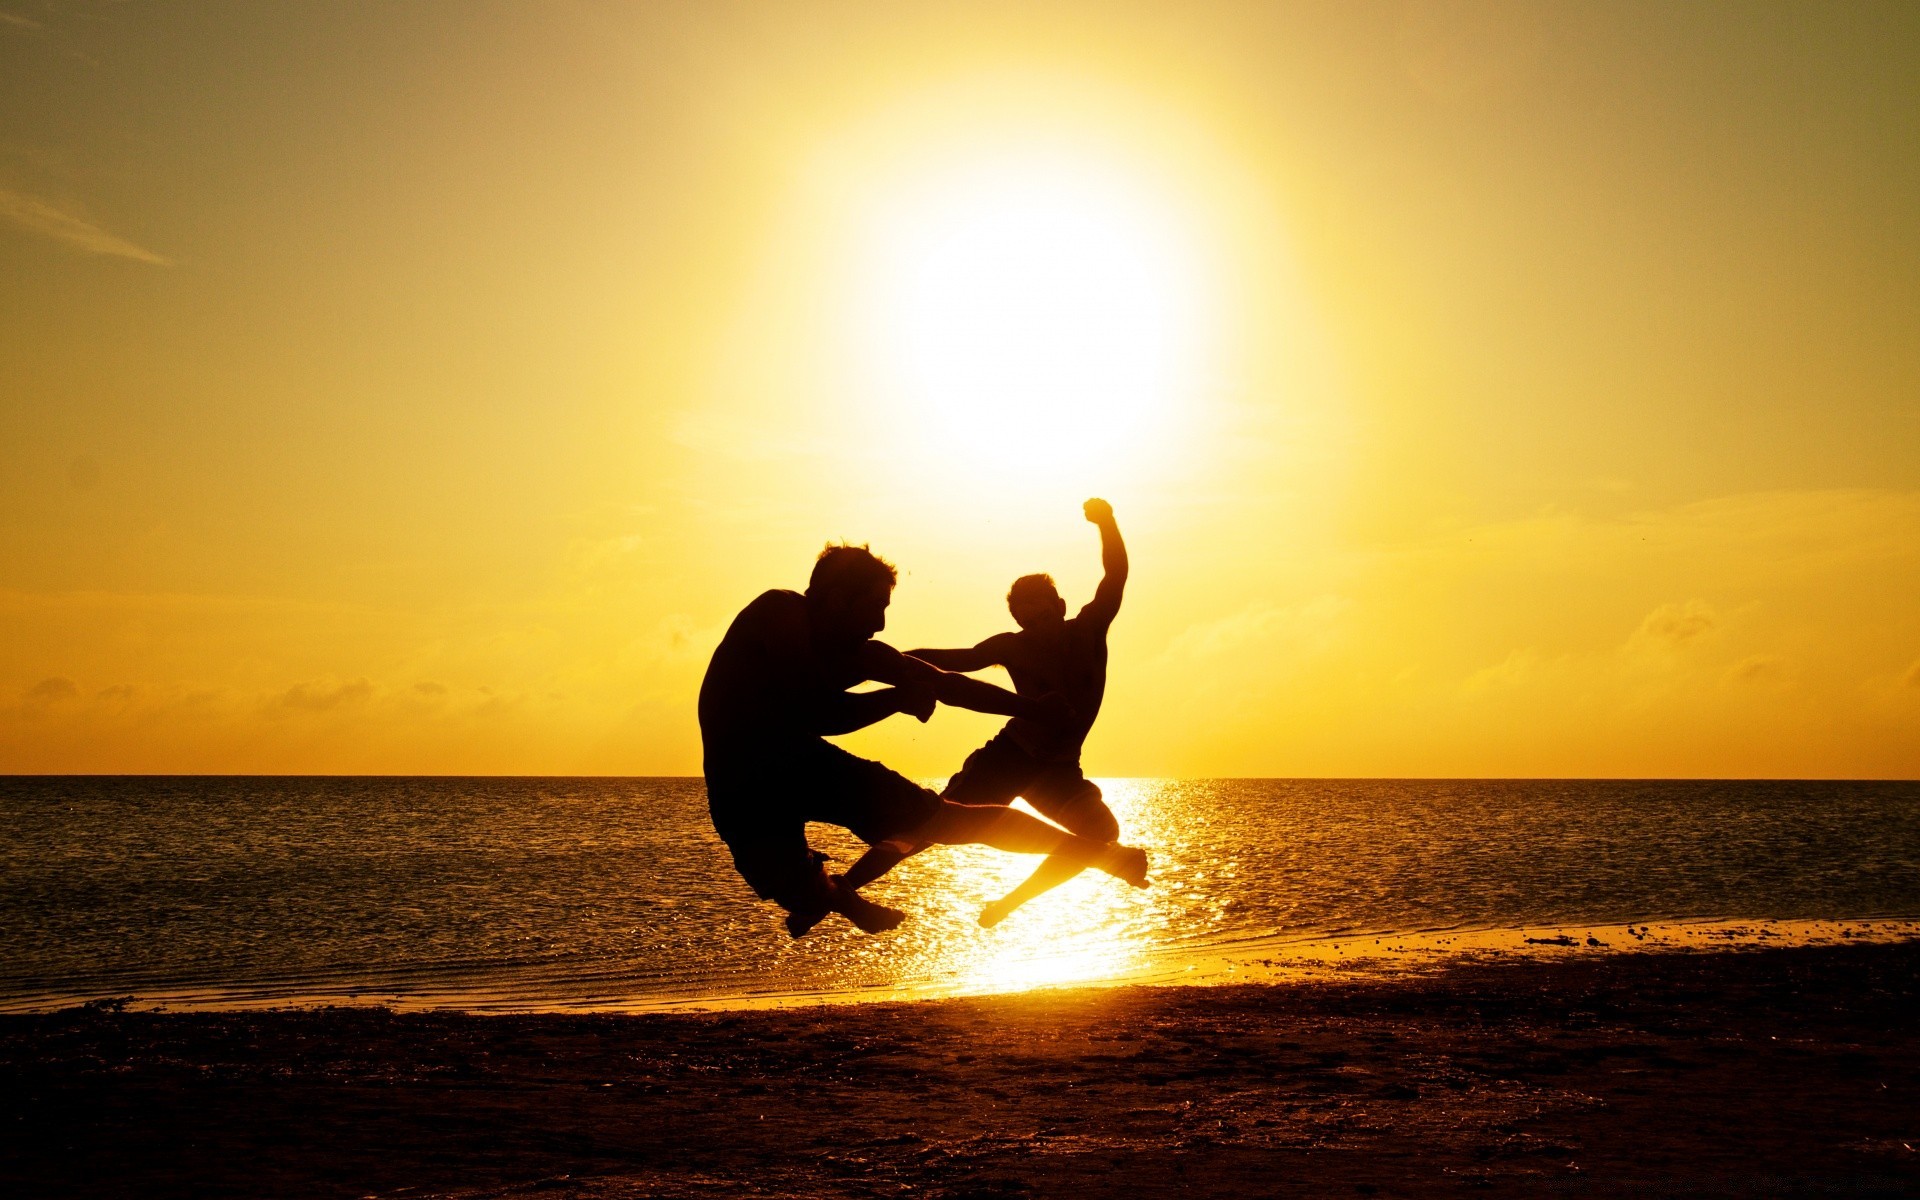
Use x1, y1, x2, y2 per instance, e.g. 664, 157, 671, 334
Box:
4, 939, 1917, 1198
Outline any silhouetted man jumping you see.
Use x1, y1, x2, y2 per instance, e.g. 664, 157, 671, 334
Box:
699, 541, 1149, 936
839, 498, 1131, 927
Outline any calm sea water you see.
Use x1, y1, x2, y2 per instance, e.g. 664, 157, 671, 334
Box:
2, 777, 1916, 1012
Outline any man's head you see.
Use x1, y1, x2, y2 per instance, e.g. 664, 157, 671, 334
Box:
807, 543, 898, 643
1007, 573, 1067, 631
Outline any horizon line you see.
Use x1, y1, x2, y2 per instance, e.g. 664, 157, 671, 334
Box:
3, 773, 1915, 783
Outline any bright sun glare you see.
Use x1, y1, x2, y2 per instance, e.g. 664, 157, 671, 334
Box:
856, 154, 1211, 483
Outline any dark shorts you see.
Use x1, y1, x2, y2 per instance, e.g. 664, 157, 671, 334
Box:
705, 739, 943, 903
944, 731, 1117, 840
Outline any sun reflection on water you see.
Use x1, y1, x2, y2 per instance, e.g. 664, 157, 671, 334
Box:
848, 780, 1180, 997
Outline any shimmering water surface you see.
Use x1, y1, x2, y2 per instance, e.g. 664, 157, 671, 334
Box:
2, 777, 1916, 1011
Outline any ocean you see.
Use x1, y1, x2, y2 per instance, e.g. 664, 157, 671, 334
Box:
2, 777, 1916, 1013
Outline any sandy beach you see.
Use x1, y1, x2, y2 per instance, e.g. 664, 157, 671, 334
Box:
5, 938, 1916, 1198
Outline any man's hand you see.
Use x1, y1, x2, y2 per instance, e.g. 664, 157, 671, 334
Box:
1083, 497, 1114, 524
896, 679, 937, 723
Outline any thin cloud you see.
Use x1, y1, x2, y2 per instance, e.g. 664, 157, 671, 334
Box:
1162, 596, 1351, 662
0, 11, 46, 30
0, 187, 171, 264
24, 677, 79, 704
1723, 656, 1785, 687
272, 679, 374, 714
1632, 600, 1719, 649
1462, 649, 1545, 697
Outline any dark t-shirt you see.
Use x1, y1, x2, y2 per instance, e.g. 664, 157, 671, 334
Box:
698, 589, 859, 761
1000, 612, 1110, 761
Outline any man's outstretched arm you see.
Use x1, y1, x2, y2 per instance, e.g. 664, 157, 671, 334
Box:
906, 633, 1016, 674
1079, 497, 1128, 628
862, 642, 1058, 723
726, 594, 930, 736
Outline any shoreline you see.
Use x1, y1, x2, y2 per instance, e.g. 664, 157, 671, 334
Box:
3, 939, 1915, 1197
8, 914, 1917, 1017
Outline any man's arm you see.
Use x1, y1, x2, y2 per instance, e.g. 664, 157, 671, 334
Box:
734, 592, 935, 736
906, 633, 1017, 674
811, 687, 931, 736
1078, 497, 1128, 628
860, 641, 1058, 723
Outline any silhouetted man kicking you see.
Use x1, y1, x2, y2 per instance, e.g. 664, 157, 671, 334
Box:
839, 498, 1130, 927
699, 541, 1149, 937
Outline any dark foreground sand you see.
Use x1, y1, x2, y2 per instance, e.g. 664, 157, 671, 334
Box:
4, 942, 1917, 1198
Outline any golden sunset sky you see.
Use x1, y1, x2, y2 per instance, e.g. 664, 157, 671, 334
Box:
3, 2, 1916, 777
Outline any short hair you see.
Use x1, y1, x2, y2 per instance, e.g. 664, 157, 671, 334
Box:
808, 542, 898, 599
1007, 573, 1059, 607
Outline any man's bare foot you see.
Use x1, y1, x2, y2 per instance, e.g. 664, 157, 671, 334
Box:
978, 897, 1016, 929
1100, 844, 1150, 888
841, 891, 906, 934
817, 875, 906, 934
785, 907, 829, 939
786, 892, 904, 937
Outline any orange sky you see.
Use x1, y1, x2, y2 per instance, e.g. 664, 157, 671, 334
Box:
2, 1, 1917, 777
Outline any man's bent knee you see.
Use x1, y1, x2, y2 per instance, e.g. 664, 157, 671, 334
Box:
1056, 783, 1118, 841
1078, 808, 1120, 842
1059, 808, 1118, 841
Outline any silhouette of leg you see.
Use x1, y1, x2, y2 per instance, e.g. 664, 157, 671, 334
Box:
980, 785, 1125, 927
978, 858, 1087, 928
781, 872, 905, 939
828, 877, 906, 934
785, 839, 924, 937
838, 837, 927, 893
915, 801, 1147, 887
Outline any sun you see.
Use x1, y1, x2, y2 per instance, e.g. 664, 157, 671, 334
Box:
852, 152, 1212, 485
